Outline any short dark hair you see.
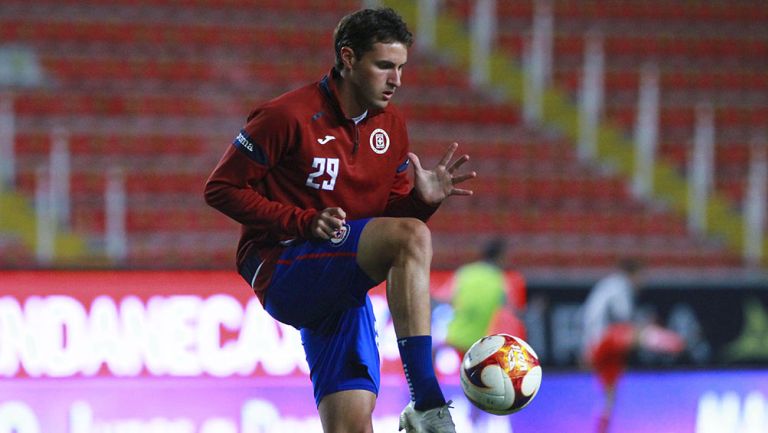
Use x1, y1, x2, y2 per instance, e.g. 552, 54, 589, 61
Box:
333, 8, 413, 72
618, 257, 643, 275
482, 238, 506, 263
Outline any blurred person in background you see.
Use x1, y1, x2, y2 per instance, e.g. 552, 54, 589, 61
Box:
442, 238, 526, 430
205, 7, 476, 433
581, 257, 684, 433
445, 238, 525, 359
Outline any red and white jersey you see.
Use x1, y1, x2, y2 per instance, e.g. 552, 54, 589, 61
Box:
581, 272, 635, 353
205, 69, 436, 300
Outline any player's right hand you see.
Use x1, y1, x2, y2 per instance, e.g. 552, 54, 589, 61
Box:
310, 207, 347, 240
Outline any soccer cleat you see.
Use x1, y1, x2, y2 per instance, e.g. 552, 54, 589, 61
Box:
398, 401, 456, 433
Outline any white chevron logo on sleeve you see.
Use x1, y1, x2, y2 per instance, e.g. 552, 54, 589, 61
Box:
317, 135, 336, 144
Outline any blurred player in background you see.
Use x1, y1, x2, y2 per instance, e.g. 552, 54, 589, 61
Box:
443, 238, 526, 430
205, 7, 476, 433
581, 257, 684, 433
445, 238, 525, 358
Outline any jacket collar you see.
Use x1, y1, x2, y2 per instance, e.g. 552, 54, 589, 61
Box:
319, 68, 385, 122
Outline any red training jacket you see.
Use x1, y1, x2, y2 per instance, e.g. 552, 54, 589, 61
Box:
205, 69, 437, 303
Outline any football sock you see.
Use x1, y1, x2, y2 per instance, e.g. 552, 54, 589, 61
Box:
397, 335, 446, 411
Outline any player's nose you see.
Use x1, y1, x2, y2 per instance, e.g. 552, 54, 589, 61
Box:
388, 69, 402, 88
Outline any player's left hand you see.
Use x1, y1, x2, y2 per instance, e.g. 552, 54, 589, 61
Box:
408, 142, 476, 206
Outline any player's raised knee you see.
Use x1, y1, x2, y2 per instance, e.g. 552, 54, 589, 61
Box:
393, 218, 432, 257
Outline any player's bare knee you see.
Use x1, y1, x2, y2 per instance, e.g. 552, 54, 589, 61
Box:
394, 218, 432, 260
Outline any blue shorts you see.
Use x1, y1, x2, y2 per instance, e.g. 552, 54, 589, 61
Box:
240, 218, 381, 406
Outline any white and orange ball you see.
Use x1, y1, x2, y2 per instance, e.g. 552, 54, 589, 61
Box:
460, 334, 542, 415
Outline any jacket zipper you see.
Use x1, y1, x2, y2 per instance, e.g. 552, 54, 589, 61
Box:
352, 122, 359, 154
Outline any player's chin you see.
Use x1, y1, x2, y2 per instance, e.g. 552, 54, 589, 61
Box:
372, 99, 391, 110
376, 101, 390, 110
373, 94, 393, 108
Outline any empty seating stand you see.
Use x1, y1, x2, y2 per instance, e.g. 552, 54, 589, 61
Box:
0, 0, 761, 275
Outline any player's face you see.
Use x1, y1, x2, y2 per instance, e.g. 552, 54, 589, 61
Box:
346, 41, 408, 114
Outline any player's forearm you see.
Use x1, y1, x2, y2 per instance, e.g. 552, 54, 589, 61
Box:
204, 180, 317, 239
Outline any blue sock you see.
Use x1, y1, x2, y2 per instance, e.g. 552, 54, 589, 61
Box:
397, 335, 446, 411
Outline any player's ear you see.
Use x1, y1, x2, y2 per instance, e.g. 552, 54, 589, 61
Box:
340, 46, 356, 70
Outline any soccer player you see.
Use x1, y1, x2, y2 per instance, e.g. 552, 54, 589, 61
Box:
581, 257, 684, 433
443, 239, 525, 430
204, 8, 475, 433
445, 239, 523, 359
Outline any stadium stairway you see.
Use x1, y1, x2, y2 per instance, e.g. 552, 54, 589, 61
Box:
421, 0, 764, 274
0, 190, 87, 266
0, 0, 758, 277
438, 0, 768, 257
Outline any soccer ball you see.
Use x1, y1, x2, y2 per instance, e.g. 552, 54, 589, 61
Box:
460, 334, 542, 415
